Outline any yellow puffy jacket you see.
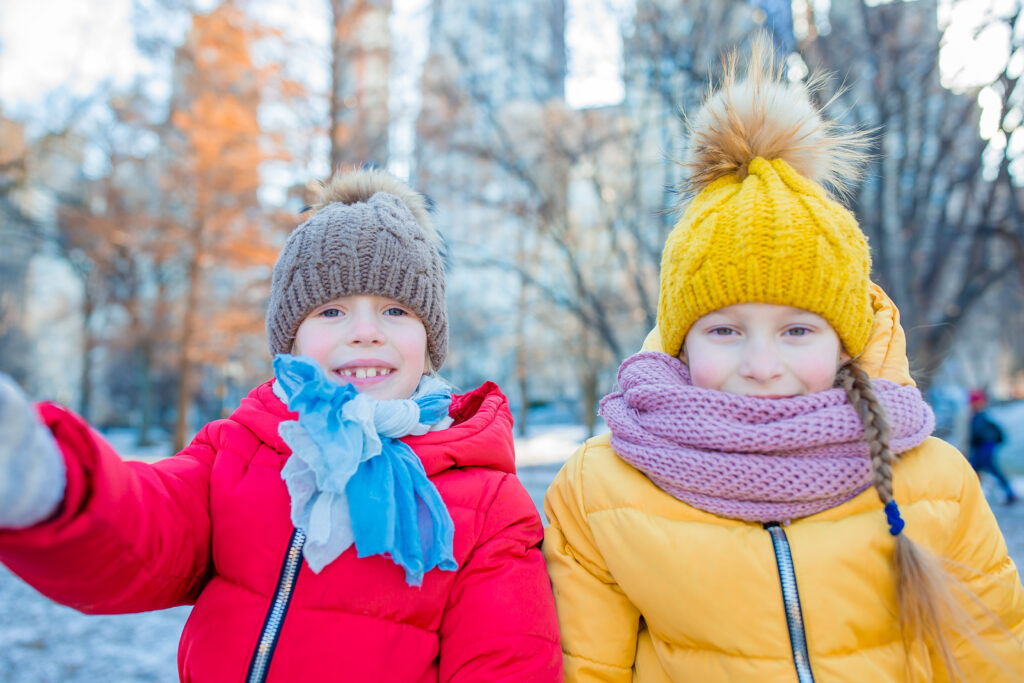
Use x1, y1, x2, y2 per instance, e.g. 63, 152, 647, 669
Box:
544, 287, 1024, 681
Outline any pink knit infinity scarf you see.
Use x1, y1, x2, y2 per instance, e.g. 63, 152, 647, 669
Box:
599, 352, 935, 523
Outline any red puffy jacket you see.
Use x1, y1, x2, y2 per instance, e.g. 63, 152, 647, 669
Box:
0, 380, 562, 682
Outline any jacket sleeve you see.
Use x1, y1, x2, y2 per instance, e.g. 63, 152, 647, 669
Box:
543, 444, 641, 682
943, 448, 1024, 678
438, 472, 562, 682
970, 413, 1004, 447
0, 402, 216, 614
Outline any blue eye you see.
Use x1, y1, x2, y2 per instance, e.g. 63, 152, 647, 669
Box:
786, 326, 811, 336
320, 308, 342, 318
384, 307, 408, 317
710, 327, 735, 336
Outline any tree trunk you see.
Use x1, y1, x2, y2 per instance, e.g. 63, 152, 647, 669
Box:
173, 220, 204, 452
328, 0, 347, 173
514, 228, 530, 437
79, 286, 95, 421
215, 365, 229, 418
515, 327, 529, 437
136, 339, 155, 447
581, 366, 598, 438
579, 328, 598, 437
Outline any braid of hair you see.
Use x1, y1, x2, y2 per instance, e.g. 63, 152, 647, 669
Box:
836, 362, 894, 505
835, 360, 985, 681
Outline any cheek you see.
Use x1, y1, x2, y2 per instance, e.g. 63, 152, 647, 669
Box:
684, 346, 728, 390
798, 355, 842, 392
688, 364, 721, 390
292, 323, 330, 360
397, 326, 429, 373
291, 328, 307, 356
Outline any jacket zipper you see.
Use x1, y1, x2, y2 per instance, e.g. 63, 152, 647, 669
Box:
765, 523, 815, 683
246, 528, 306, 683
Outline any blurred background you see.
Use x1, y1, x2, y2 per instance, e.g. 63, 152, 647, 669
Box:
5, 2, 1024, 680
1, 0, 1023, 464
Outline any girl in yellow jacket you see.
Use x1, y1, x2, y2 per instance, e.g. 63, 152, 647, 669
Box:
543, 40, 1024, 682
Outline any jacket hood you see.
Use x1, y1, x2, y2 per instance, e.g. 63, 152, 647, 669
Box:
641, 282, 915, 386
228, 380, 516, 476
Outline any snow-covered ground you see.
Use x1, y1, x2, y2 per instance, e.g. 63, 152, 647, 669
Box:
2, 428, 1023, 681
0, 576, 189, 682
104, 422, 593, 466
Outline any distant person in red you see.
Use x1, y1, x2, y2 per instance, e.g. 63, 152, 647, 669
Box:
969, 389, 1018, 505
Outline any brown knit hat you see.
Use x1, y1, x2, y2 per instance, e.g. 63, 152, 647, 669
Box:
266, 169, 448, 369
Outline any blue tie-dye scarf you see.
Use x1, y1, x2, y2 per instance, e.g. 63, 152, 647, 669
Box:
273, 354, 457, 586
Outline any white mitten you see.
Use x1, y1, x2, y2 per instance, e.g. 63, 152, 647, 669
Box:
0, 373, 66, 528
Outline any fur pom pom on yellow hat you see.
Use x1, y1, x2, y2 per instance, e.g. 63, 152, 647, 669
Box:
658, 38, 874, 358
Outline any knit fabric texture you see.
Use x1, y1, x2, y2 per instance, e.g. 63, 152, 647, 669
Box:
658, 156, 873, 358
274, 354, 456, 584
0, 374, 66, 529
599, 352, 934, 523
266, 187, 447, 369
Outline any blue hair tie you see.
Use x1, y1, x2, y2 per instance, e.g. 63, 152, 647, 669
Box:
884, 500, 905, 536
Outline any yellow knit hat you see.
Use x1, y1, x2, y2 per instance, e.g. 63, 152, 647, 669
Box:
658, 40, 874, 358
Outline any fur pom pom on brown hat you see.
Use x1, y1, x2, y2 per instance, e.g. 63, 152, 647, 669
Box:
266, 169, 448, 370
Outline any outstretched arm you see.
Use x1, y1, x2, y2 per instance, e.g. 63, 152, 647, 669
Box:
0, 377, 218, 614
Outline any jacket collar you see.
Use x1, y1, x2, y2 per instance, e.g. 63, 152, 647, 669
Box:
228, 379, 516, 477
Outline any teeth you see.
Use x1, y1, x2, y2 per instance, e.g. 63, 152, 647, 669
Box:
337, 367, 390, 378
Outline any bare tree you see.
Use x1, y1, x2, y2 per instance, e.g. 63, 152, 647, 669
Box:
0, 113, 36, 387
420, 60, 653, 433
0, 106, 87, 388
53, 89, 179, 433
327, 0, 391, 171
416, 0, 764, 433
802, 0, 1024, 386
162, 3, 293, 449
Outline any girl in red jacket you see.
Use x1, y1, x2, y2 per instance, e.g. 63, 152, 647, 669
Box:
0, 170, 562, 682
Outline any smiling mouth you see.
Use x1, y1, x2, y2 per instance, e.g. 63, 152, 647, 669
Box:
334, 367, 394, 379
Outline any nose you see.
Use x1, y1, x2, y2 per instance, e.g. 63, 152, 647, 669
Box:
739, 339, 784, 383
346, 308, 384, 346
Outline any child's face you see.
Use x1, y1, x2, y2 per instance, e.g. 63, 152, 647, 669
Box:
292, 294, 428, 400
680, 303, 848, 397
